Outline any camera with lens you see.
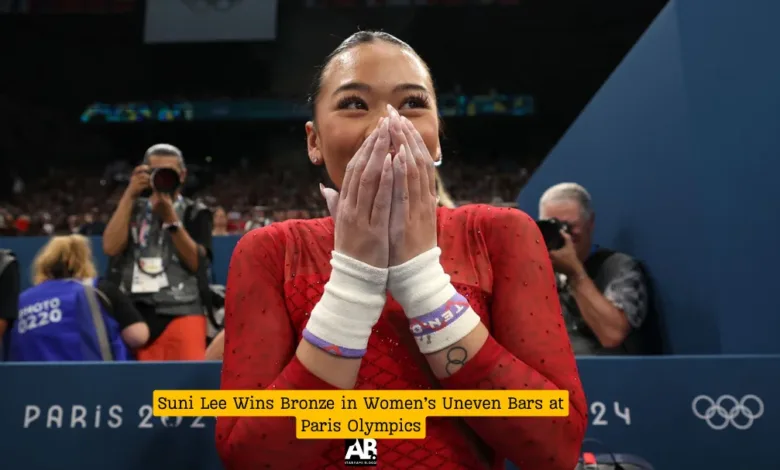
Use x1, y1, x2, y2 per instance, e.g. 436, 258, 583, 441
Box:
149, 167, 181, 195
536, 218, 571, 251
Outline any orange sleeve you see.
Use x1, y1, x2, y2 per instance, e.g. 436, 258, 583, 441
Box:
215, 226, 335, 470
439, 208, 587, 470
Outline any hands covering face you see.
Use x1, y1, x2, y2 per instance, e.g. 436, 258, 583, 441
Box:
320, 105, 438, 269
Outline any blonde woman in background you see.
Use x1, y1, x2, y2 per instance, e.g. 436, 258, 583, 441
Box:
3, 235, 149, 361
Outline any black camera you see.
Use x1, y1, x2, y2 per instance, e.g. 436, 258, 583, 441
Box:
536, 218, 571, 251
149, 167, 181, 195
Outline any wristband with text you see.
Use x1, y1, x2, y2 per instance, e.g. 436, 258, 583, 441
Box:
388, 247, 481, 354
302, 251, 387, 358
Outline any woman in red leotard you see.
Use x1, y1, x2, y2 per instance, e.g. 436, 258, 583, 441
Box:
216, 31, 586, 470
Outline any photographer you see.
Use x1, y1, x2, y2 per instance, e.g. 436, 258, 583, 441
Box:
103, 144, 212, 361
538, 183, 655, 355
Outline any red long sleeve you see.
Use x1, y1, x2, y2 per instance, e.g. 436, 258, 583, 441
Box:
215, 225, 336, 470
439, 207, 587, 470
217, 209, 585, 470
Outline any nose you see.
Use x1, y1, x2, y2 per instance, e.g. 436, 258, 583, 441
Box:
386, 103, 400, 119
377, 106, 396, 125
363, 105, 394, 141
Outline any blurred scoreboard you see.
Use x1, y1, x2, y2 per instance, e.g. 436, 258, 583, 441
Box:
306, 0, 520, 6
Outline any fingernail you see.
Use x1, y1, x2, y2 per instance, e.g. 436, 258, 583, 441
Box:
384, 153, 392, 169
386, 104, 397, 116
318, 182, 325, 195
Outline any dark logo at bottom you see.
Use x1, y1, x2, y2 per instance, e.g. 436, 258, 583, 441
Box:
344, 439, 377, 466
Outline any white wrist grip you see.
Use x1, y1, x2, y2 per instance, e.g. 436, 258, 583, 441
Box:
302, 251, 387, 358
388, 248, 481, 353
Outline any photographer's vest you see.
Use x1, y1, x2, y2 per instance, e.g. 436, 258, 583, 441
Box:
5, 279, 130, 361
558, 248, 662, 355
111, 197, 204, 316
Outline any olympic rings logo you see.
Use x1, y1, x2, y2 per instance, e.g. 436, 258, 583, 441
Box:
691, 394, 764, 430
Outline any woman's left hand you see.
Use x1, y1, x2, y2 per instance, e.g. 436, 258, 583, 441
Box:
387, 105, 438, 266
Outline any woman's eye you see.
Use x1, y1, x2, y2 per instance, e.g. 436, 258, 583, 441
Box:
400, 95, 430, 110
336, 96, 368, 110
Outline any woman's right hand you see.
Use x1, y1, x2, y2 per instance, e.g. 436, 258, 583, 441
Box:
320, 117, 394, 268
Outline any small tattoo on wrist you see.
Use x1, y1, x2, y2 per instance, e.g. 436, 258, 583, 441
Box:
444, 346, 468, 376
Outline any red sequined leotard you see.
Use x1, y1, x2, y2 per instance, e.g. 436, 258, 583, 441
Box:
216, 205, 587, 470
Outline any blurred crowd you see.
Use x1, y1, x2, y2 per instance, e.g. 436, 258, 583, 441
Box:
0, 162, 527, 237
0, 89, 530, 238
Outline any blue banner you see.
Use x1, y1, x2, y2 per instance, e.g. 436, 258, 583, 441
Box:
0, 356, 776, 469
78, 94, 534, 123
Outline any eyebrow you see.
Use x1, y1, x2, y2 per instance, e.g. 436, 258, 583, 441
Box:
331, 82, 429, 96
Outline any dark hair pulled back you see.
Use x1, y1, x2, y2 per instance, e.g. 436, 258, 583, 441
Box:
307, 31, 425, 117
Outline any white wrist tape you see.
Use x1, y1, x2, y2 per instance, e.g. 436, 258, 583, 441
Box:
388, 247, 481, 354
302, 252, 387, 358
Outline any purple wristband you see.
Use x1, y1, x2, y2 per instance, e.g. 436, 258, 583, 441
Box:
408, 293, 471, 337
302, 329, 367, 358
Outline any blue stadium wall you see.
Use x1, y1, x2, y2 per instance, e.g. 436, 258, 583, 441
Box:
2, 235, 237, 289
518, 0, 780, 354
